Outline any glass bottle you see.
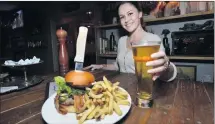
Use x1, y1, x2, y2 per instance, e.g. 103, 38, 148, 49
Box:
161, 29, 170, 55
109, 32, 116, 51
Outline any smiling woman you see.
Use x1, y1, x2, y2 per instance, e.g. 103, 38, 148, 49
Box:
86, 1, 177, 82
118, 1, 146, 32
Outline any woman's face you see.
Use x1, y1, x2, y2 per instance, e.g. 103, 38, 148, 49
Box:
118, 3, 142, 33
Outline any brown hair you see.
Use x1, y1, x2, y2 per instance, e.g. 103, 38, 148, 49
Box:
116, 1, 146, 30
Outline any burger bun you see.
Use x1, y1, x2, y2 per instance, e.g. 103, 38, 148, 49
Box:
65, 70, 95, 86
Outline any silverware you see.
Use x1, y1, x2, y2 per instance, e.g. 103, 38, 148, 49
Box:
74, 26, 88, 70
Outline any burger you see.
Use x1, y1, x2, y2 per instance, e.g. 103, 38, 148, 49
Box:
54, 70, 95, 115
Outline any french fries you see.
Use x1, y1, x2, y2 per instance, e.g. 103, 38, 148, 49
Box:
77, 76, 130, 124
88, 91, 103, 99
117, 100, 130, 106
103, 76, 112, 92
78, 104, 95, 124
113, 101, 122, 116
87, 106, 100, 120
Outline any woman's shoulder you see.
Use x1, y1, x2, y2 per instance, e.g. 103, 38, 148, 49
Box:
119, 35, 128, 41
118, 35, 128, 45
144, 32, 161, 41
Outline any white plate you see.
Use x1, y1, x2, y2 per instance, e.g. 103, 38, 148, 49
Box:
41, 87, 132, 124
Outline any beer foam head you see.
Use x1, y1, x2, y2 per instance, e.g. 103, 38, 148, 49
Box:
132, 40, 161, 47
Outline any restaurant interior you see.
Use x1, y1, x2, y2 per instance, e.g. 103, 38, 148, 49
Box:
0, 1, 214, 124
1, 1, 214, 83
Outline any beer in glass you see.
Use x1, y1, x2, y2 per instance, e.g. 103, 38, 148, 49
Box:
132, 41, 161, 108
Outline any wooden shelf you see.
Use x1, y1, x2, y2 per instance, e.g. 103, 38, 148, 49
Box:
168, 56, 214, 61
145, 10, 214, 22
95, 11, 214, 29
98, 54, 214, 61
172, 29, 214, 34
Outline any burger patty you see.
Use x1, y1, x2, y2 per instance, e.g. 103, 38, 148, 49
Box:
61, 97, 74, 105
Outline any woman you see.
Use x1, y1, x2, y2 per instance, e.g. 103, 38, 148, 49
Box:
85, 1, 177, 82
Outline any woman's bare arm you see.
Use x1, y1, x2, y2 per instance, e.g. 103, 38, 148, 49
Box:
83, 63, 118, 71
101, 64, 118, 70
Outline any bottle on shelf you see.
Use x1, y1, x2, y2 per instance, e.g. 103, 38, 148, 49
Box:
161, 29, 171, 55
109, 32, 116, 51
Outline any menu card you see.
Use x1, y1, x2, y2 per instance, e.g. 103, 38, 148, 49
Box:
47, 82, 58, 98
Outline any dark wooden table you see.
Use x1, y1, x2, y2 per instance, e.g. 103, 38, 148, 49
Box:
0, 70, 214, 124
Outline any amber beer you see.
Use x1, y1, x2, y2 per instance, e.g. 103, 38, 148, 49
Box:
132, 41, 160, 108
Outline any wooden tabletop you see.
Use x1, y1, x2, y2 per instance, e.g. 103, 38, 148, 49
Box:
0, 70, 214, 124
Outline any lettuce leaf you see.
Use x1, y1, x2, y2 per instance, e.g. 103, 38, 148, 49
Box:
54, 76, 86, 96
54, 76, 72, 95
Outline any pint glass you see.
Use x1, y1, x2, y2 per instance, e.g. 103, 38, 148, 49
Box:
132, 41, 161, 108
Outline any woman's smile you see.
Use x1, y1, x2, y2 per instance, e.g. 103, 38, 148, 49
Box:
126, 23, 133, 27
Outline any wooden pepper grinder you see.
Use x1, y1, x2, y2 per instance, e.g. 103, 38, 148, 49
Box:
56, 27, 69, 76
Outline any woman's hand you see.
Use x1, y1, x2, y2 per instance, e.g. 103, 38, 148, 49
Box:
83, 64, 104, 71
146, 51, 170, 81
